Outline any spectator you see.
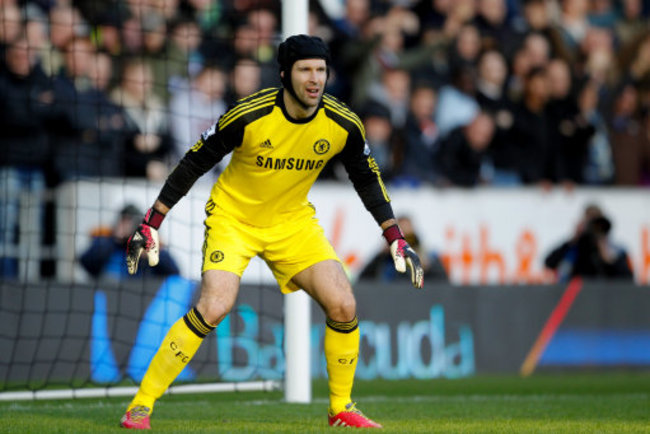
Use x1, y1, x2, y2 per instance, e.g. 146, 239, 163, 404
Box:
331, 0, 371, 40
0, 35, 56, 278
367, 67, 412, 128
544, 204, 633, 281
342, 15, 431, 108
46, 4, 87, 77
141, 12, 171, 102
523, 31, 552, 69
580, 27, 619, 89
92, 11, 125, 57
442, 0, 478, 43
226, 58, 262, 105
627, 34, 650, 87
24, 5, 52, 73
509, 66, 552, 185
51, 36, 127, 181
435, 64, 480, 139
111, 59, 175, 181
545, 57, 595, 185
448, 23, 482, 72
88, 50, 115, 92
229, 23, 261, 65
475, 49, 515, 174
0, 3, 22, 64
328, 16, 379, 105
506, 47, 533, 103
157, 0, 182, 21
608, 84, 649, 185
120, 15, 144, 55
361, 102, 401, 180
558, 0, 592, 52
578, 80, 614, 184
516, 0, 572, 62
80, 204, 179, 279
474, 0, 518, 57
166, 17, 204, 88
246, 8, 281, 88
169, 64, 228, 167
185, 0, 224, 34
476, 50, 509, 114
399, 82, 439, 185
615, 0, 646, 48
434, 111, 495, 186
359, 216, 447, 282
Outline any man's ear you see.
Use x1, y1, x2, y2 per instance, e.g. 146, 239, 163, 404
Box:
280, 70, 284, 79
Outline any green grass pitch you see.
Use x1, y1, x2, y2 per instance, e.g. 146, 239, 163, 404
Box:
1, 373, 649, 433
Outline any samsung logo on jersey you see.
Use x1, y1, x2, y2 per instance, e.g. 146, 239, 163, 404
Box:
256, 156, 325, 171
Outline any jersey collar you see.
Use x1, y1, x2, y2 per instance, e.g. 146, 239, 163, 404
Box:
277, 88, 324, 124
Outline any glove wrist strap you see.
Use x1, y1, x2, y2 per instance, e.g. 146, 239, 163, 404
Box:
143, 207, 165, 230
382, 224, 404, 245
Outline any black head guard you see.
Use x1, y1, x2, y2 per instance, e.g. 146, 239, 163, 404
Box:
277, 35, 330, 107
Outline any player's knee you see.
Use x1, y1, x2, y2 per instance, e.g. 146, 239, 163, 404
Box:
196, 298, 233, 326
197, 270, 239, 325
326, 294, 356, 323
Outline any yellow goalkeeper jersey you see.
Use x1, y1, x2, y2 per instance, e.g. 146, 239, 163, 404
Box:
192, 88, 390, 227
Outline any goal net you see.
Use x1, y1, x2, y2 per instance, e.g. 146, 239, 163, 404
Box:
0, 181, 288, 399
0, 278, 284, 400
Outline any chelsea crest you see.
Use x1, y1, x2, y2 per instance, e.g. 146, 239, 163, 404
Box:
313, 139, 330, 155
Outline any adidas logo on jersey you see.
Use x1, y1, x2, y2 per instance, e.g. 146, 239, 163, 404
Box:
259, 139, 273, 149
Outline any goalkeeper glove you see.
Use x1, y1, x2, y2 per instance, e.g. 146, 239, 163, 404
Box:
126, 207, 165, 275
382, 225, 424, 288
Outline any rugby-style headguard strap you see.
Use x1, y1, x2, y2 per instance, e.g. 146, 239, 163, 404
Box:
278, 34, 331, 108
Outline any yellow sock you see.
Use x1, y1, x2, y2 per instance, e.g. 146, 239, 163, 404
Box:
127, 307, 215, 412
324, 316, 359, 414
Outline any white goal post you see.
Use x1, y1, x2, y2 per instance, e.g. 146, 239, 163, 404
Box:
0, 381, 280, 402
282, 0, 313, 404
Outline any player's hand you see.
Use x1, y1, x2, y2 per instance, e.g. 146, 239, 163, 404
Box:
382, 225, 424, 289
126, 208, 165, 275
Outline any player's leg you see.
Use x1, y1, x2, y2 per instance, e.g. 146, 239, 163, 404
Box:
292, 260, 381, 428
292, 260, 357, 411
121, 270, 240, 429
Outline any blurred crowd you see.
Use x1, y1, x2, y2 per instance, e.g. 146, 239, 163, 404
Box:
1, 0, 650, 189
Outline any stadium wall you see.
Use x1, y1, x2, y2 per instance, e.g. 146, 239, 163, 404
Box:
54, 180, 650, 285
2, 279, 649, 390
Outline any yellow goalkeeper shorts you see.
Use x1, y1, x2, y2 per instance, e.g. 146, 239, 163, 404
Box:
201, 203, 341, 293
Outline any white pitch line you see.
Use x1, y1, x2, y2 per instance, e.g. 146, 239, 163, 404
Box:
3, 393, 648, 412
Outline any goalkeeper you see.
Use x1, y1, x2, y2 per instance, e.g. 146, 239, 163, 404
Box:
120, 34, 424, 430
